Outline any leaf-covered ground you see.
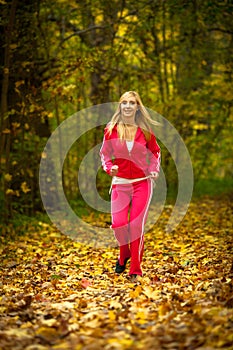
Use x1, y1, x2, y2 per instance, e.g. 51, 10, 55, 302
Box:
0, 197, 233, 350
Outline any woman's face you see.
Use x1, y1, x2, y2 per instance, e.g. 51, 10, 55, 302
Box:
120, 95, 138, 120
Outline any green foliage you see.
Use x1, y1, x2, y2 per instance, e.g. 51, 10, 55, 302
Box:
194, 177, 233, 198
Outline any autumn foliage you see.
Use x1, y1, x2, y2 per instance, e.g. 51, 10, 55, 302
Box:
0, 197, 232, 350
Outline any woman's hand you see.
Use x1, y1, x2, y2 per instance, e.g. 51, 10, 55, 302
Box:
150, 171, 159, 180
110, 165, 119, 176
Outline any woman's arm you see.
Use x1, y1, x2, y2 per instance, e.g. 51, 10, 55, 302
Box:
99, 127, 114, 175
147, 133, 161, 175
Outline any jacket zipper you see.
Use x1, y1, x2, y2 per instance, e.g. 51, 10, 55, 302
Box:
128, 150, 132, 177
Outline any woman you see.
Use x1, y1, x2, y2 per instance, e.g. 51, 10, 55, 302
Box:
100, 91, 161, 280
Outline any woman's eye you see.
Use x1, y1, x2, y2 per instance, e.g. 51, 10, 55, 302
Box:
122, 101, 136, 105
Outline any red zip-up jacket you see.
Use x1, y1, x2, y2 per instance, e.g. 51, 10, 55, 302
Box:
100, 125, 160, 179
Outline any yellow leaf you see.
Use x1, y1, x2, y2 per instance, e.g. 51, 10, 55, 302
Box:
109, 300, 122, 309
21, 61, 31, 68
129, 285, 142, 299
83, 318, 101, 329
21, 181, 31, 193
143, 286, 160, 300
158, 302, 172, 317
40, 319, 57, 327
135, 310, 147, 324
4, 173, 12, 182
15, 80, 24, 88
10, 44, 17, 50
108, 310, 116, 321
12, 122, 20, 129
36, 327, 59, 342
5, 188, 14, 195
1, 328, 32, 339
41, 151, 47, 159
27, 168, 33, 178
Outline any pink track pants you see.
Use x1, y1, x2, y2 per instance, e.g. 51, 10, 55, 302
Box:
111, 179, 153, 275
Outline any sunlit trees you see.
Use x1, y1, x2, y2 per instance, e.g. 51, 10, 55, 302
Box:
0, 0, 232, 219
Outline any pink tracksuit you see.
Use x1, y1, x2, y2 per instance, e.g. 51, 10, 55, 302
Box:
100, 125, 160, 275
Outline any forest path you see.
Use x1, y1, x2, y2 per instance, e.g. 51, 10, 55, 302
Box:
0, 197, 233, 350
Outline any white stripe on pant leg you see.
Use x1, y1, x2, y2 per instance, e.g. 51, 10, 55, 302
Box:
138, 179, 154, 262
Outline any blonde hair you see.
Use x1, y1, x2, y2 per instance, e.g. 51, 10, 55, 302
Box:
107, 91, 159, 141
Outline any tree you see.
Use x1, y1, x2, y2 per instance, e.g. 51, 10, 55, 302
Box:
1, 0, 232, 220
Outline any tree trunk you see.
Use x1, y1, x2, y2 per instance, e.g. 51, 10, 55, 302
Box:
0, 0, 18, 219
